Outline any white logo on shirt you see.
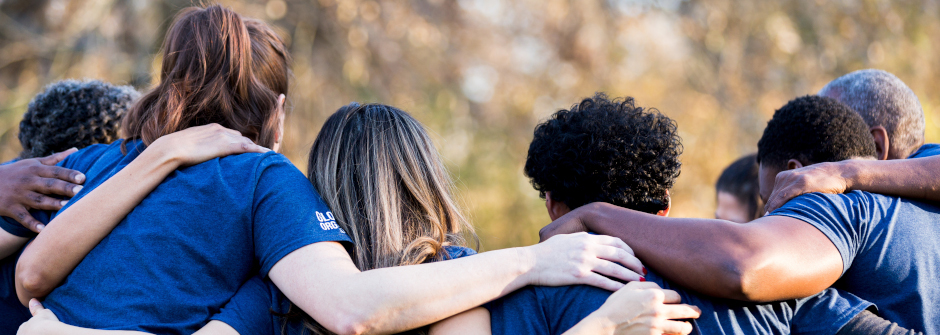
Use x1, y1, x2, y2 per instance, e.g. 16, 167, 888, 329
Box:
316, 211, 339, 231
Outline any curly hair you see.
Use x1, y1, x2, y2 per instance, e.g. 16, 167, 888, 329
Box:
525, 93, 683, 214
19, 79, 140, 158
757, 95, 876, 170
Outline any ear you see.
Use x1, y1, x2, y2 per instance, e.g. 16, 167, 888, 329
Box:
656, 190, 671, 217
786, 159, 804, 170
869, 126, 890, 160
545, 192, 571, 221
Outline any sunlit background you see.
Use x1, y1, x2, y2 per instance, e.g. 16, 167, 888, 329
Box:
1, 0, 938, 250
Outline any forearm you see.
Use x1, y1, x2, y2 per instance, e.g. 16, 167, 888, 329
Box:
563, 314, 615, 335
275, 243, 535, 335
579, 203, 841, 301
15, 146, 180, 304
0, 229, 27, 258
842, 157, 940, 203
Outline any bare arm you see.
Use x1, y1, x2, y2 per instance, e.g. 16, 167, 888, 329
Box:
539, 203, 843, 302
269, 232, 643, 335
765, 157, 940, 212
15, 124, 269, 305
0, 229, 28, 259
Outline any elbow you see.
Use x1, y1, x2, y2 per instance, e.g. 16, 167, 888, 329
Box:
320, 311, 374, 335
711, 254, 776, 302
15, 263, 54, 304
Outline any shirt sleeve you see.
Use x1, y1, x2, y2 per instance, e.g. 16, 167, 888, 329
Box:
790, 288, 875, 335
485, 286, 551, 335
210, 276, 277, 335
770, 192, 872, 275
250, 153, 353, 277
907, 143, 940, 158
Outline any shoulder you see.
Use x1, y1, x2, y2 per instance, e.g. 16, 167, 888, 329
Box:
60, 141, 127, 172
907, 143, 940, 158
442, 245, 477, 260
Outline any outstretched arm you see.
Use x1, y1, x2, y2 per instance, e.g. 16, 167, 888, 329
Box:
539, 202, 843, 302
270, 233, 644, 335
15, 124, 269, 305
765, 156, 940, 212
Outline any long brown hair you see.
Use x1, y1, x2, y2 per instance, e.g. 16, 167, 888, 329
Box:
121, 5, 282, 148
292, 103, 478, 334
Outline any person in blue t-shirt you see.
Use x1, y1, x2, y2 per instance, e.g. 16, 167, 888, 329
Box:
7, 7, 645, 334
17, 103, 674, 335
0, 79, 140, 333
540, 95, 936, 333
431, 94, 898, 335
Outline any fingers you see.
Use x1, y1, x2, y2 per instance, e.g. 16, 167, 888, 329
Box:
28, 299, 44, 316
588, 234, 635, 255
661, 289, 682, 304
661, 304, 701, 320
581, 272, 626, 291
590, 258, 643, 283
659, 320, 695, 335
37, 148, 78, 166
24, 191, 67, 211
10, 206, 45, 233
590, 245, 644, 279
31, 165, 84, 185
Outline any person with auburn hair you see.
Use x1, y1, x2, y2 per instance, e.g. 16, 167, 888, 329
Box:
7, 5, 641, 334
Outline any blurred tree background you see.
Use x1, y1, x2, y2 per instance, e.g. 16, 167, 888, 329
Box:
1, 0, 938, 250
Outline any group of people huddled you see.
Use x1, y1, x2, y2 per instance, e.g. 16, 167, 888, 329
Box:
0, 4, 936, 335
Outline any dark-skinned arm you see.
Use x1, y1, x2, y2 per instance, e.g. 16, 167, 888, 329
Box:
765, 156, 940, 212
539, 202, 843, 302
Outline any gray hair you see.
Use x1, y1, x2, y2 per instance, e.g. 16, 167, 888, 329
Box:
818, 69, 925, 158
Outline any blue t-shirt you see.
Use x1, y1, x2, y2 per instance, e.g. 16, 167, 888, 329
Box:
0, 250, 30, 333
771, 191, 940, 334
486, 270, 871, 335
907, 143, 940, 158
0, 140, 352, 334
212, 246, 478, 335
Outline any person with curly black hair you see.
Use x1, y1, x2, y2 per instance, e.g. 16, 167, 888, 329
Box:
538, 95, 937, 334
524, 93, 681, 216
18, 79, 139, 159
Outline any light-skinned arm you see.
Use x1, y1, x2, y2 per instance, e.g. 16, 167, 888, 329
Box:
15, 124, 269, 305
539, 202, 844, 302
427, 282, 700, 335
270, 231, 644, 335
17, 299, 239, 335
764, 156, 940, 212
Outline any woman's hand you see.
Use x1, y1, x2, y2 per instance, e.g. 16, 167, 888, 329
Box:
17, 299, 63, 335
149, 123, 270, 168
525, 232, 646, 291
567, 282, 701, 335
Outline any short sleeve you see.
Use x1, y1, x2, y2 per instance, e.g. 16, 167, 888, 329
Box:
790, 288, 874, 335
484, 286, 551, 335
770, 192, 870, 275
211, 276, 276, 335
442, 246, 477, 260
907, 143, 940, 158
250, 154, 352, 277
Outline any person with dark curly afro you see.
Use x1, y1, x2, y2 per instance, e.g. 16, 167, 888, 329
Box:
535, 94, 937, 334
524, 93, 682, 217
18, 79, 139, 159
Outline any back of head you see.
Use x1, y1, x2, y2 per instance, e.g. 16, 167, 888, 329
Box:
715, 153, 762, 221
818, 69, 924, 158
19, 79, 140, 158
757, 95, 877, 170
525, 93, 683, 214
307, 103, 476, 272
122, 5, 283, 149
244, 18, 290, 96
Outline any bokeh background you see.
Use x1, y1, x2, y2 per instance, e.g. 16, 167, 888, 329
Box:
1, 0, 939, 250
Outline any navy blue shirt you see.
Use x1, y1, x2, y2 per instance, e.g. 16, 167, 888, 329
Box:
772, 191, 940, 334
0, 250, 30, 332
907, 143, 940, 158
486, 270, 871, 335
0, 140, 351, 334
212, 246, 478, 335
